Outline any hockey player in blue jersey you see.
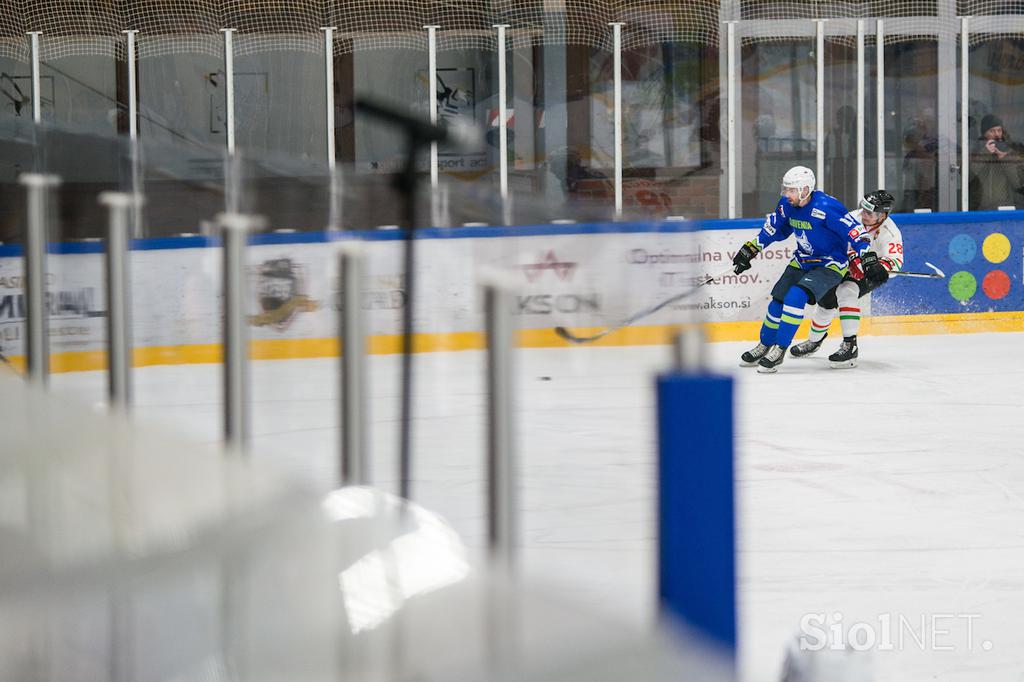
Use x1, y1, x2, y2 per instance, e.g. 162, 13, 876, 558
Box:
731, 165, 869, 373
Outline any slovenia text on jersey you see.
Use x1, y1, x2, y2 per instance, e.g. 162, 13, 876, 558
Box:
755, 191, 869, 273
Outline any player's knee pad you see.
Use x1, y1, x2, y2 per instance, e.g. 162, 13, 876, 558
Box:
794, 283, 816, 306
781, 286, 810, 312
835, 280, 861, 306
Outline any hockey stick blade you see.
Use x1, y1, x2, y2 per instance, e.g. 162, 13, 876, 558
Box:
890, 268, 945, 279
554, 265, 737, 344
925, 261, 946, 278
554, 324, 615, 344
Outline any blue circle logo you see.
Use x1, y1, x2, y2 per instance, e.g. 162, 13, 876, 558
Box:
948, 234, 977, 265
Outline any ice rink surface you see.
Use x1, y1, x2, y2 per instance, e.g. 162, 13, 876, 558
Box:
51, 331, 1024, 681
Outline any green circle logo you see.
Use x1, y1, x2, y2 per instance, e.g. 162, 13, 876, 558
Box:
948, 271, 977, 302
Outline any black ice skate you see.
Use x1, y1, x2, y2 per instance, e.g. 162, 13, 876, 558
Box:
740, 342, 769, 367
756, 345, 787, 373
829, 336, 858, 369
790, 333, 827, 358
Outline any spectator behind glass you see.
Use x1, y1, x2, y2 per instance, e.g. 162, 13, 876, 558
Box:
825, 105, 857, 205
969, 113, 1024, 211
901, 113, 938, 211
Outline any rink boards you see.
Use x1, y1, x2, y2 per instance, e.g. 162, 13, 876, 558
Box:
0, 211, 1022, 371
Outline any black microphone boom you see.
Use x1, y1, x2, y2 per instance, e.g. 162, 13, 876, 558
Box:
354, 97, 479, 149
351, 96, 459, 505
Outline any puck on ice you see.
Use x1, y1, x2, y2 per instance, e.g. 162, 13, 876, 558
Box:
538, 376, 551, 381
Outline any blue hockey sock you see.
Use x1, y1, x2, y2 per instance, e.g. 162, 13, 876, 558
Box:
775, 287, 810, 349
759, 299, 783, 346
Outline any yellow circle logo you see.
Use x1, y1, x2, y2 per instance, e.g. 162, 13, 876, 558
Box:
983, 232, 1011, 264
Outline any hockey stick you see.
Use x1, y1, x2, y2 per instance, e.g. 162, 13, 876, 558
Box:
554, 265, 737, 344
890, 261, 945, 279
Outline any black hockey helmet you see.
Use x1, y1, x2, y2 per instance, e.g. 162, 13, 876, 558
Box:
860, 189, 895, 214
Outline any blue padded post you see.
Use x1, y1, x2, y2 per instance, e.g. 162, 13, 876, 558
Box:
657, 372, 736, 651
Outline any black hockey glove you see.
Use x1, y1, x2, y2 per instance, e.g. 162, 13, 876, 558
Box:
732, 241, 760, 274
860, 250, 889, 286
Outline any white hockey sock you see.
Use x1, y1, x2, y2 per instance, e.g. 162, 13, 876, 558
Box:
807, 305, 834, 342
835, 280, 861, 338
839, 306, 861, 337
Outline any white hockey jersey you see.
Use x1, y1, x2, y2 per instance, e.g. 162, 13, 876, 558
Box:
848, 208, 904, 276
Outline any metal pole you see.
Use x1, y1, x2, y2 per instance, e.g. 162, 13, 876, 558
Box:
321, 27, 337, 171
611, 22, 624, 216
328, 165, 342, 230
727, 21, 737, 219
961, 16, 970, 211
876, 19, 885, 189
673, 325, 706, 372
398, 147, 416, 502
220, 212, 260, 452
123, 30, 139, 140
224, 148, 243, 215
27, 32, 42, 124
99, 192, 141, 410
936, 0, 957, 213
856, 19, 865, 202
425, 25, 440, 190
129, 139, 144, 238
484, 276, 516, 567
221, 28, 237, 156
816, 20, 825, 187
125, 29, 144, 236
338, 244, 369, 486
495, 24, 510, 202
19, 173, 60, 385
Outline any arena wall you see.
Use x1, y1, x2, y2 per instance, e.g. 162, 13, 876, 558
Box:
1, 211, 1022, 372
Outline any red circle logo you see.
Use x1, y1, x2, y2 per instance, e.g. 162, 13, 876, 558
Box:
982, 270, 1011, 300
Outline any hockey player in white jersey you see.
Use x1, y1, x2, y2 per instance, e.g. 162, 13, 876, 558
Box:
788, 189, 903, 368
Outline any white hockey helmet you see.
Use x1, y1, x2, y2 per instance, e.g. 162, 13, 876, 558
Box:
780, 166, 816, 202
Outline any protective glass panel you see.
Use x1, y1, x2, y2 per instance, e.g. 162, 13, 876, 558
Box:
232, 37, 327, 165
741, 40, 816, 217
885, 40, 939, 212
966, 37, 1024, 211
586, 43, 720, 219
0, 44, 31, 246
137, 37, 226, 237
823, 37, 859, 208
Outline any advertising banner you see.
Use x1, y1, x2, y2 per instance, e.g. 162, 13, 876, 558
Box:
871, 217, 1024, 316
0, 213, 1020, 366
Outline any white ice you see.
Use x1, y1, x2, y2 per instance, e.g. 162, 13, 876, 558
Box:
50, 331, 1024, 681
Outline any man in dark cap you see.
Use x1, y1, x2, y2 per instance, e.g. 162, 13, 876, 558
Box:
971, 113, 1024, 210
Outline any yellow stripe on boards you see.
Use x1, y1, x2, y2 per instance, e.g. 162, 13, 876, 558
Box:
6, 310, 1024, 374
858, 312, 1024, 336
520, 326, 679, 348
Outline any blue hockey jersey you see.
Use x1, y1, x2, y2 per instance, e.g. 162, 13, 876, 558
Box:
753, 191, 868, 272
